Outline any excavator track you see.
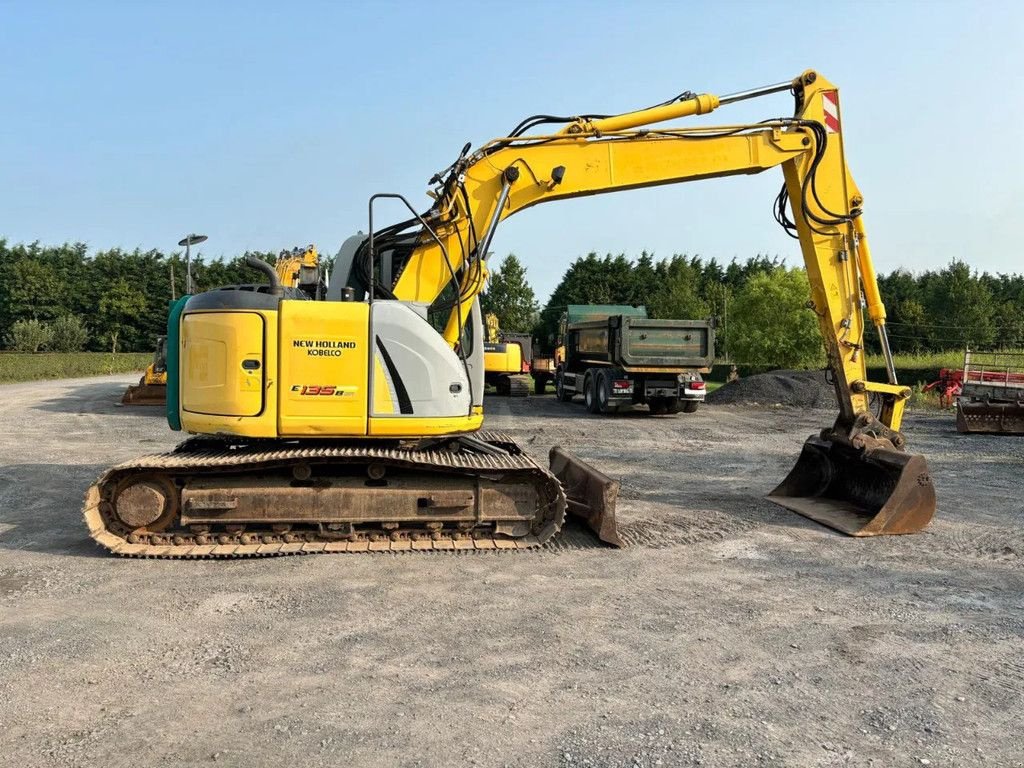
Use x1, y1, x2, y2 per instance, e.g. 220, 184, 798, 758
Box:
506, 374, 531, 398
84, 432, 566, 559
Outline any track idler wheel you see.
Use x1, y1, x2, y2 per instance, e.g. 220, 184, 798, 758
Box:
768, 434, 935, 536
112, 477, 177, 531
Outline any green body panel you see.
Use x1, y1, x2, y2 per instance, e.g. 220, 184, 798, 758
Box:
564, 304, 647, 325
165, 295, 190, 431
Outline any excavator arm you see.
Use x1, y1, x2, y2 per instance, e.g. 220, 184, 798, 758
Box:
367, 69, 934, 535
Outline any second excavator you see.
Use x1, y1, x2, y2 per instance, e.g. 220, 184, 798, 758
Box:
85, 69, 935, 557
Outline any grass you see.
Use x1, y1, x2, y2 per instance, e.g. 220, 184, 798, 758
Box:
867, 351, 966, 371
0, 352, 152, 384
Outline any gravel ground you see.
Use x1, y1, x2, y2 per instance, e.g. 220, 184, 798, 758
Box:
1, 375, 1022, 767
707, 370, 837, 408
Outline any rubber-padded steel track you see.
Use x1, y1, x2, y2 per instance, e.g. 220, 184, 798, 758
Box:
84, 432, 565, 559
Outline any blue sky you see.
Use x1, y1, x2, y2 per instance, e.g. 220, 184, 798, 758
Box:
2, 0, 1022, 301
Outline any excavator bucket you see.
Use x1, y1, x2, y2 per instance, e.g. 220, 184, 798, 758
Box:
121, 378, 167, 406
956, 401, 1024, 434
549, 446, 623, 546
768, 435, 935, 537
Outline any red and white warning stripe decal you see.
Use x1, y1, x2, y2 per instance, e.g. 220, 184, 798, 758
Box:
822, 90, 840, 134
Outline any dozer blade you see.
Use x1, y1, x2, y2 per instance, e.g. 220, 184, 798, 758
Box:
767, 435, 935, 537
121, 380, 167, 406
549, 446, 623, 546
956, 401, 1024, 434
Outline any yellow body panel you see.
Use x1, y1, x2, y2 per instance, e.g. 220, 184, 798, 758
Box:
181, 312, 265, 417
484, 344, 524, 376
368, 413, 483, 437
278, 301, 369, 436
372, 356, 396, 415
180, 309, 279, 437
143, 364, 167, 386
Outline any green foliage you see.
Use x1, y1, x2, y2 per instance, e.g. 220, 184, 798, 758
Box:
49, 315, 90, 352
537, 251, 783, 353
481, 254, 538, 332
7, 319, 53, 352
98, 278, 147, 352
0, 352, 151, 383
726, 269, 825, 369
922, 260, 995, 348
0, 238, 277, 353
2, 235, 1023, 364
646, 256, 710, 320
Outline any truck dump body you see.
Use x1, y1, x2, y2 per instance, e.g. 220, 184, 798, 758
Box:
555, 305, 714, 415
570, 316, 713, 368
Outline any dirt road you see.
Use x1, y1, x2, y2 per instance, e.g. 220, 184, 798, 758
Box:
1, 375, 1021, 767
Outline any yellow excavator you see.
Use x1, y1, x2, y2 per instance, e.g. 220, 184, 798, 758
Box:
483, 313, 533, 396
120, 336, 169, 406
274, 244, 323, 299
85, 70, 935, 558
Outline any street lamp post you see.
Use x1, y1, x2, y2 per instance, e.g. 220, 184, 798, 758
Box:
178, 233, 208, 294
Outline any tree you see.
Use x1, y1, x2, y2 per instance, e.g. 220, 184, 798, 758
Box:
923, 261, 996, 349
890, 299, 928, 353
481, 254, 538, 332
7, 319, 53, 352
49, 315, 90, 352
98, 279, 147, 352
647, 254, 709, 320
728, 268, 824, 369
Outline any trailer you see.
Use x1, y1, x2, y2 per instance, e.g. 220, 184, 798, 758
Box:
956, 349, 1024, 434
553, 305, 714, 415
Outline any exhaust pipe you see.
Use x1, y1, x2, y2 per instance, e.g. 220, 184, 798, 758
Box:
245, 255, 284, 297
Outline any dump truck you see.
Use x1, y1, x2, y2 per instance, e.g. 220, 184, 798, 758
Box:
553, 305, 713, 415
956, 349, 1024, 434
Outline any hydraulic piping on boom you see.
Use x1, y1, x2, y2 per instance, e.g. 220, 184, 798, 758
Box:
84, 69, 934, 559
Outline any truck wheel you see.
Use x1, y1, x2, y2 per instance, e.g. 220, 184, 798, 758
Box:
664, 400, 681, 415
584, 373, 600, 414
556, 371, 573, 402
682, 401, 699, 413
534, 377, 547, 395
596, 372, 611, 413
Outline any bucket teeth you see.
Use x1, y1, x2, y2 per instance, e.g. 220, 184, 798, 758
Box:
768, 435, 935, 537
549, 446, 623, 546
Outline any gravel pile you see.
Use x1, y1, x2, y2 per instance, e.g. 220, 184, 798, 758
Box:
707, 369, 837, 408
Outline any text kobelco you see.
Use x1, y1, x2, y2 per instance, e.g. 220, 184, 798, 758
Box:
293, 339, 358, 357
